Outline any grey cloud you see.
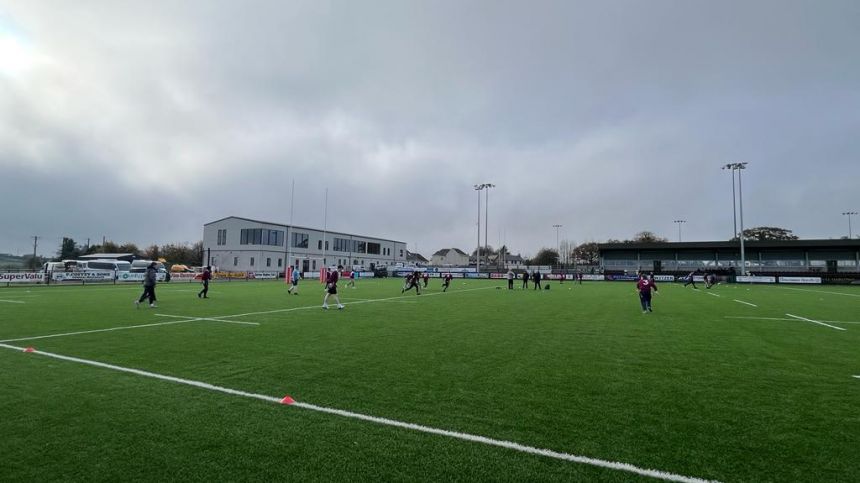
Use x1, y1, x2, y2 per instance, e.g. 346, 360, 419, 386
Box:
1, 0, 859, 258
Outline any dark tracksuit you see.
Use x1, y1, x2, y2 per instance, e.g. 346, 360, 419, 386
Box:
533, 272, 541, 290
138, 267, 157, 304
198, 269, 211, 298
522, 272, 529, 289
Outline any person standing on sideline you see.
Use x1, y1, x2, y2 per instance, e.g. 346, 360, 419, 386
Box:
522, 270, 529, 289
288, 266, 300, 295
347, 270, 356, 288
198, 266, 211, 298
507, 269, 515, 289
423, 272, 430, 288
559, 272, 565, 284
135, 262, 158, 308
637, 274, 658, 313
533, 270, 542, 290
323, 265, 345, 310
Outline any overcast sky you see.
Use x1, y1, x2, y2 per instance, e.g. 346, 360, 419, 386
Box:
1, 0, 858, 258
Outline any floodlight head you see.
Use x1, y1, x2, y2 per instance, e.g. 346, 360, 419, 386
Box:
474, 184, 484, 190
844, 211, 858, 216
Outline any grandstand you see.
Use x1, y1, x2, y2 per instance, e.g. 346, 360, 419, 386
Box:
599, 239, 860, 281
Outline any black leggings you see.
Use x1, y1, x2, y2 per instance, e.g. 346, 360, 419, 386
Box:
199, 281, 209, 297
139, 286, 156, 304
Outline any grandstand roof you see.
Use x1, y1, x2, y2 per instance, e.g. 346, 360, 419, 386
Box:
598, 239, 860, 251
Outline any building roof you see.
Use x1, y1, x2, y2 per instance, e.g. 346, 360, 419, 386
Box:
205, 216, 406, 244
598, 239, 860, 251
432, 248, 469, 257
406, 251, 428, 262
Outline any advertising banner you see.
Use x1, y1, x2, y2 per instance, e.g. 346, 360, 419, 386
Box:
653, 275, 675, 282
736, 276, 776, 283
582, 274, 605, 281
1, 272, 43, 283
116, 272, 168, 282
169, 273, 202, 281
778, 276, 822, 284
215, 272, 248, 280
52, 271, 115, 282
249, 272, 279, 280
604, 274, 640, 281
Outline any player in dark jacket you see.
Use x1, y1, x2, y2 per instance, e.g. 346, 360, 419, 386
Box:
135, 262, 158, 308
198, 266, 211, 298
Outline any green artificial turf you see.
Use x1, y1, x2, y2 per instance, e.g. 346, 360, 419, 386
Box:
1, 278, 858, 482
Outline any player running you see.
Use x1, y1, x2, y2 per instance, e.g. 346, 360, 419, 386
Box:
683, 269, 700, 289
636, 274, 658, 313
347, 270, 356, 288
442, 273, 453, 292
402, 271, 421, 295
423, 272, 429, 288
322, 265, 345, 310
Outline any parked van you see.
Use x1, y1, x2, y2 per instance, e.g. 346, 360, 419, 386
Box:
130, 260, 166, 273
84, 259, 131, 274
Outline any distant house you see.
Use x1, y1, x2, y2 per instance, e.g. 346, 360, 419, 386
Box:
431, 248, 470, 266
469, 253, 525, 270
406, 251, 429, 265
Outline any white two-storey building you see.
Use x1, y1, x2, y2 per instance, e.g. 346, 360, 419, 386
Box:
203, 216, 407, 273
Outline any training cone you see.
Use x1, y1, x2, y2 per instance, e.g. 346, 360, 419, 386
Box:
280, 395, 295, 405
23, 347, 35, 353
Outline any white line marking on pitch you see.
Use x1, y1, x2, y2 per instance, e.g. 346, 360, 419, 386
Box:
853, 375, 860, 379
785, 314, 847, 331
732, 299, 757, 307
154, 314, 260, 326
779, 287, 860, 298
0, 299, 26, 304
0, 342, 719, 483
706, 293, 720, 298
0, 319, 203, 343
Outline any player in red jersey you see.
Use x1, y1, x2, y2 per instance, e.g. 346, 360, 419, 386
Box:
636, 274, 658, 313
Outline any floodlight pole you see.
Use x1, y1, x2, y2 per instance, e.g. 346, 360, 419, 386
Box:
553, 224, 562, 269
735, 163, 748, 275
673, 220, 686, 242
484, 183, 495, 267
843, 211, 857, 239
722, 164, 739, 239
474, 184, 484, 274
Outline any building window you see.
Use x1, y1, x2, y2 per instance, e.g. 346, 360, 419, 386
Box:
367, 242, 381, 255
217, 229, 227, 246
250, 257, 255, 267
312, 260, 316, 270
266, 258, 271, 267
325, 241, 329, 251
277, 258, 282, 267
233, 257, 238, 266
318, 240, 322, 250
240, 228, 284, 246
400, 250, 403, 257
292, 232, 308, 248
